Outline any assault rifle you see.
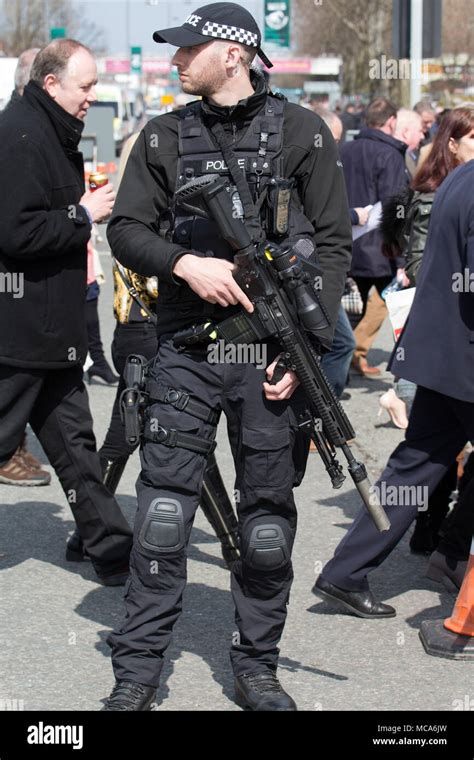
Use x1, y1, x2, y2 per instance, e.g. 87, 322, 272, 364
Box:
175, 174, 390, 532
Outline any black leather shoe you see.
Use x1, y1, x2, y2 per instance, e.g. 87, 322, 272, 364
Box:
234, 671, 297, 711
65, 529, 88, 561
102, 680, 156, 711
313, 576, 396, 619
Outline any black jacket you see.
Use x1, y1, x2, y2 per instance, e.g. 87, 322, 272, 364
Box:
389, 160, 474, 402
107, 78, 352, 348
340, 128, 409, 278
0, 82, 92, 368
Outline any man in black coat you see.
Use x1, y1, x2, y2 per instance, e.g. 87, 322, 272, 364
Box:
341, 98, 409, 375
314, 159, 474, 617
0, 39, 132, 585
341, 97, 408, 297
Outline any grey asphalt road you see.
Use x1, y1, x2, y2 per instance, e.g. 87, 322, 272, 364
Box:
0, 240, 471, 713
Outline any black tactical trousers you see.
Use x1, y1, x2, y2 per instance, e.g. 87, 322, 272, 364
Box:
108, 337, 310, 686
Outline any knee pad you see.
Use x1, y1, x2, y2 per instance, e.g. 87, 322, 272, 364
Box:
138, 498, 185, 554
242, 523, 290, 571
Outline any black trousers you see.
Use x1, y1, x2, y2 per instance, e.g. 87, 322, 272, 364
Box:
438, 451, 474, 561
0, 364, 132, 573
100, 321, 158, 462
85, 296, 106, 366
108, 337, 310, 686
322, 386, 474, 591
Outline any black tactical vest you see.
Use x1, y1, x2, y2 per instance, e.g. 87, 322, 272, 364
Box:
164, 93, 316, 262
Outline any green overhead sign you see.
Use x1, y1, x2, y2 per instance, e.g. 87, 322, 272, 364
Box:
131, 46, 142, 74
50, 27, 66, 39
264, 0, 290, 48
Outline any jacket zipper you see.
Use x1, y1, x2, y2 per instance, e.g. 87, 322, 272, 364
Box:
231, 122, 237, 144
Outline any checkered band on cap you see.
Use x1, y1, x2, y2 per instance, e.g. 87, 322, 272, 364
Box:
201, 21, 258, 47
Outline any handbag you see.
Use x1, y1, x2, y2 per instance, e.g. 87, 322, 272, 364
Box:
385, 287, 416, 342
341, 277, 363, 315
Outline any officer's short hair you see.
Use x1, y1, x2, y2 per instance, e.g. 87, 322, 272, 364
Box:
365, 97, 398, 128
215, 39, 256, 68
240, 44, 257, 67
30, 39, 93, 86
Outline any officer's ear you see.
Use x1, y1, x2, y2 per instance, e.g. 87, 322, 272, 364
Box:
224, 43, 242, 69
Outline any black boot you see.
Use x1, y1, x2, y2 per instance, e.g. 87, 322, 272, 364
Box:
65, 456, 129, 562
102, 681, 156, 711
235, 671, 297, 711
201, 453, 240, 569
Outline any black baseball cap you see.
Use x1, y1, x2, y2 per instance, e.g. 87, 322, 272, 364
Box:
152, 2, 273, 68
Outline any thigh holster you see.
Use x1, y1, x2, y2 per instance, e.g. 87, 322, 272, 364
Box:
142, 378, 219, 456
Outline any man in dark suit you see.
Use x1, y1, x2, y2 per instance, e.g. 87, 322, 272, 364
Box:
313, 159, 474, 617
0, 39, 132, 585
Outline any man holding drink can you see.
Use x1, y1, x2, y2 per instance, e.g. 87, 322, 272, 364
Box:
0, 38, 132, 586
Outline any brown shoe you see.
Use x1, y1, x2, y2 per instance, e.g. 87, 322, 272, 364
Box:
351, 357, 381, 377
0, 449, 51, 486
19, 434, 44, 471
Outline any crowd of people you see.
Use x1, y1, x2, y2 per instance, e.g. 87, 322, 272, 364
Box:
1, 1, 473, 712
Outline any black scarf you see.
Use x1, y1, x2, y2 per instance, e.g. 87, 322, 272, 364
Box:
23, 81, 86, 187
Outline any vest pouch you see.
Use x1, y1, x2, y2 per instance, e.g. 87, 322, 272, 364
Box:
172, 205, 235, 263
188, 215, 235, 262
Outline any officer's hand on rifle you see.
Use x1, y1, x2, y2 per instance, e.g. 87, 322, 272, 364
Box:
173, 254, 254, 312
263, 355, 300, 401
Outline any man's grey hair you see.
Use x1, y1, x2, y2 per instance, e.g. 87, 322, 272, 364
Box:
30, 39, 92, 87
396, 107, 423, 132
312, 105, 342, 133
413, 99, 435, 117
14, 48, 41, 94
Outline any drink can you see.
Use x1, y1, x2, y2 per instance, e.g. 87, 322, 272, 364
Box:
89, 172, 108, 192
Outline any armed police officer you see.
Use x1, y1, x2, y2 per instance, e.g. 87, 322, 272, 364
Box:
103, 2, 351, 711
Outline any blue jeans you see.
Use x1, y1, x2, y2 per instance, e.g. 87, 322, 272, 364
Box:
394, 378, 417, 417
321, 305, 356, 398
